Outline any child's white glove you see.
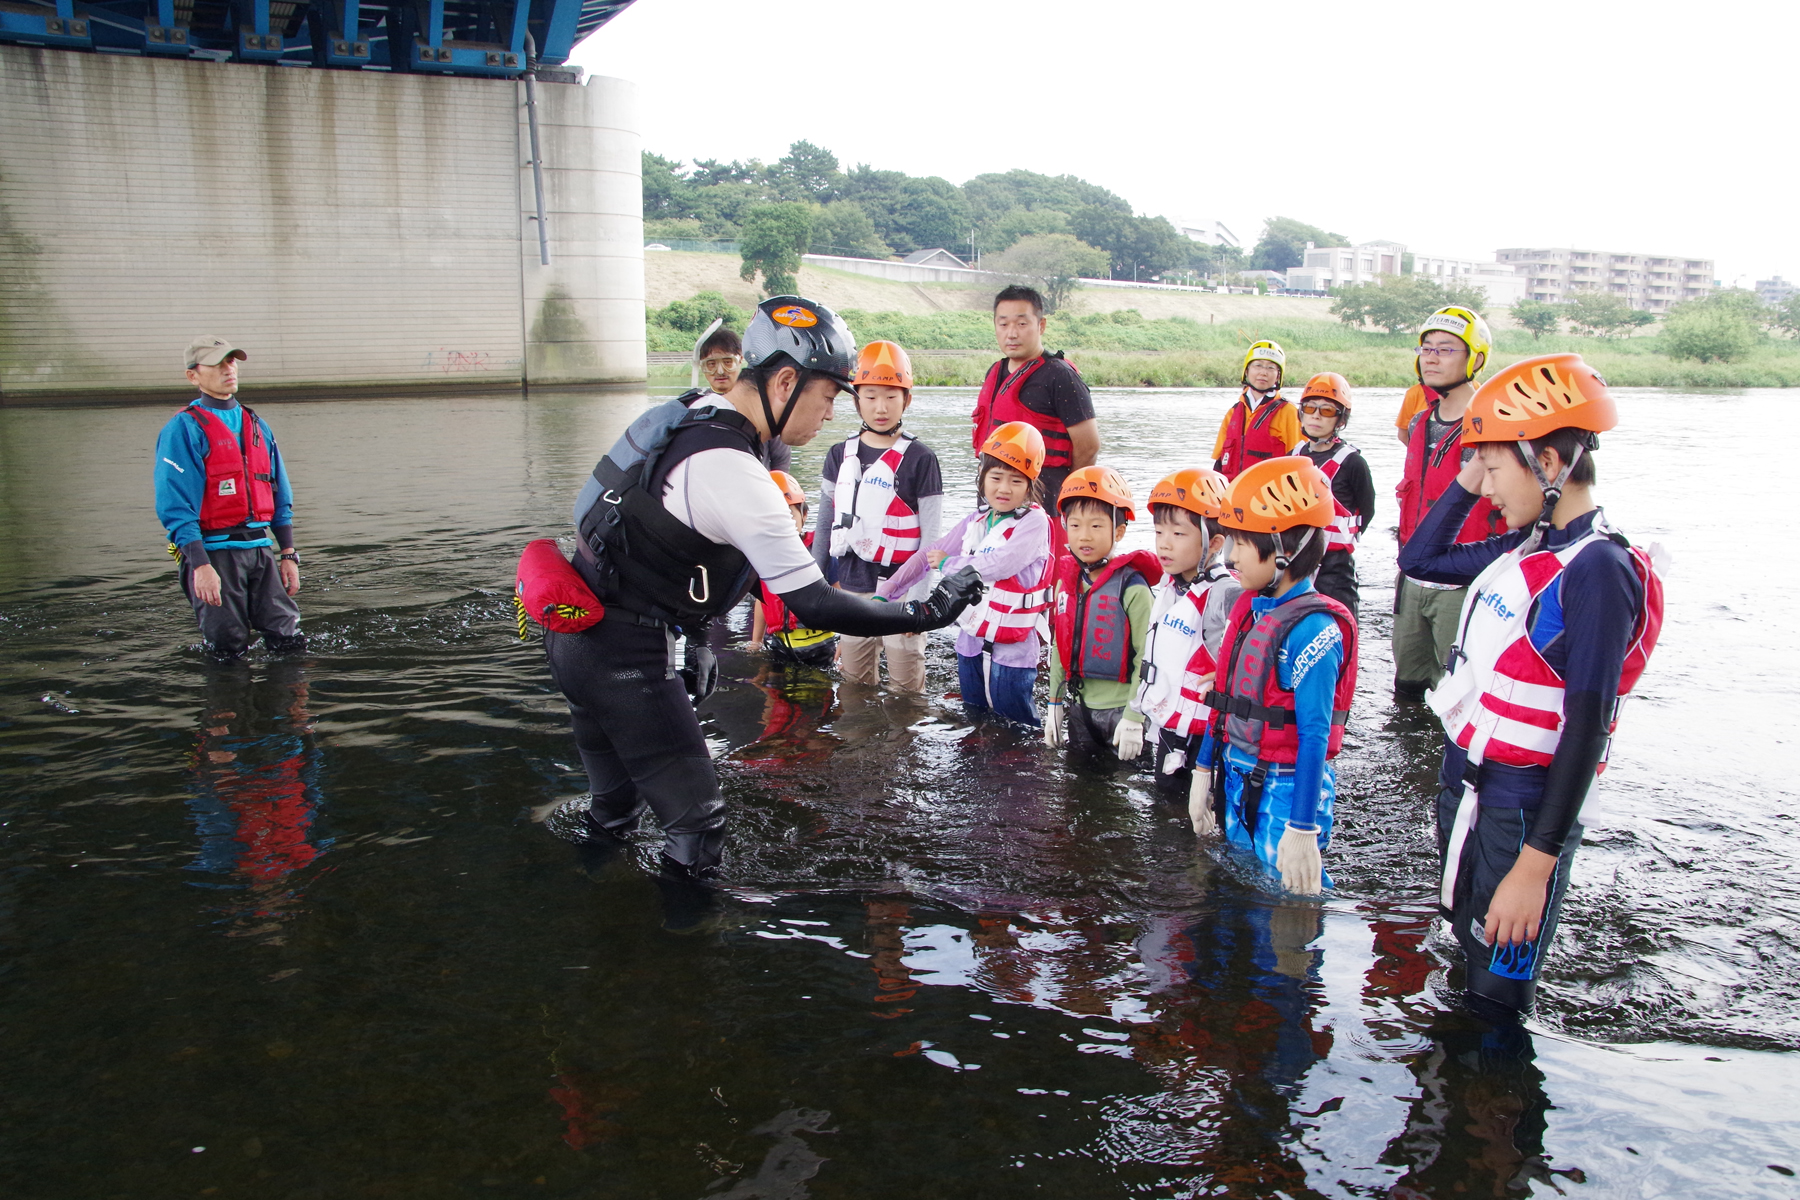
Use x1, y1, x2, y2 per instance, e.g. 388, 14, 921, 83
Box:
1111, 714, 1145, 761
1162, 749, 1187, 775
1276, 822, 1324, 895
1188, 769, 1217, 837
1043, 702, 1065, 748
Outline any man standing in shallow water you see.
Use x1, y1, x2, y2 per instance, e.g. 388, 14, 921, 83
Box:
153, 335, 305, 658
971, 285, 1101, 510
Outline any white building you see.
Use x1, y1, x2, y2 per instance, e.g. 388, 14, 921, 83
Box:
1284, 240, 1406, 293
1176, 219, 1241, 247
1757, 276, 1795, 306
1496, 247, 1714, 312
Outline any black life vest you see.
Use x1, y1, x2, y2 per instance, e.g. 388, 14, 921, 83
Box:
574, 402, 761, 629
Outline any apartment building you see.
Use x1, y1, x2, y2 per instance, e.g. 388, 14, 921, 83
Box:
1284, 240, 1405, 292
1757, 276, 1795, 305
1495, 247, 1714, 312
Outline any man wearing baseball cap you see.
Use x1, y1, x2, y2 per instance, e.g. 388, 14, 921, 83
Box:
152, 336, 305, 657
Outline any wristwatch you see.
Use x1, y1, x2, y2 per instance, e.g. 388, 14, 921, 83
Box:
279, 550, 302, 566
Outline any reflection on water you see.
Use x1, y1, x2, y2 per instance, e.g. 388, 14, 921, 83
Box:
1, 387, 1796, 1197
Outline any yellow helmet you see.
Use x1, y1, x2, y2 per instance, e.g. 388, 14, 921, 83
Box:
1241, 340, 1286, 384
1416, 306, 1492, 384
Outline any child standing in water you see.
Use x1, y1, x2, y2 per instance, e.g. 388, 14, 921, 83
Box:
1044, 467, 1163, 762
812, 341, 945, 693
1212, 341, 1302, 481
880, 422, 1053, 728
1398, 354, 1664, 1022
751, 471, 839, 670
1135, 468, 1242, 799
1191, 457, 1359, 895
1291, 372, 1375, 619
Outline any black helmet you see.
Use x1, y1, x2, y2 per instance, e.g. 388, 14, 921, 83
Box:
743, 296, 857, 389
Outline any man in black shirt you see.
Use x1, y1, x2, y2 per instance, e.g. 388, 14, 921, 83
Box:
971, 285, 1100, 506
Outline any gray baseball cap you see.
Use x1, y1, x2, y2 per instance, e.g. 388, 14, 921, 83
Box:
185, 335, 247, 369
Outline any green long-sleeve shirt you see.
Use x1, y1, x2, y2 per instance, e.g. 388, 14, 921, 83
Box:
1048, 574, 1154, 720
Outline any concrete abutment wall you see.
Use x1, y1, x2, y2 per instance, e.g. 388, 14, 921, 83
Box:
0, 46, 644, 403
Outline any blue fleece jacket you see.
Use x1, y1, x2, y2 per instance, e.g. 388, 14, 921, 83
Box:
154, 397, 294, 567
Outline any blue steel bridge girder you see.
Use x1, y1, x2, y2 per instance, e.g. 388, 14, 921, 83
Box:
0, 0, 636, 71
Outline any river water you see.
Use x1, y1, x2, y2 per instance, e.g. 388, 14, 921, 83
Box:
1, 386, 1796, 1198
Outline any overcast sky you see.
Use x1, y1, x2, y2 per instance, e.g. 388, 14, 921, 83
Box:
572, 0, 1796, 287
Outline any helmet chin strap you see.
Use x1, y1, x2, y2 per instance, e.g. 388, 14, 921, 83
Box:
1245, 382, 1280, 401
1515, 441, 1586, 554
758, 366, 815, 445
860, 418, 902, 435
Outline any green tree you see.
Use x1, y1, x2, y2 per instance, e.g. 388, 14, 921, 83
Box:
1511, 299, 1561, 341
642, 151, 698, 219
1187, 240, 1244, 277
982, 207, 1072, 255
1069, 208, 1188, 279
772, 140, 842, 202
1250, 216, 1349, 272
1656, 295, 1756, 361
1770, 292, 1800, 338
809, 200, 889, 259
1563, 292, 1644, 339
961, 169, 1131, 225
739, 202, 813, 296
839, 166, 970, 255
986, 234, 1110, 313
653, 291, 747, 333
1330, 274, 1460, 334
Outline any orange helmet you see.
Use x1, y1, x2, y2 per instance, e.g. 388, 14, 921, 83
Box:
979, 420, 1046, 481
1464, 354, 1617, 444
1148, 468, 1229, 520
1219, 456, 1333, 533
1299, 372, 1353, 416
769, 470, 806, 507
853, 340, 913, 392
1057, 465, 1137, 521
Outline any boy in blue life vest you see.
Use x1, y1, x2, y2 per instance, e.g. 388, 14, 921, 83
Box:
152, 335, 306, 658
1190, 456, 1358, 894
751, 471, 838, 670
812, 340, 944, 693
1044, 467, 1163, 762
1398, 354, 1665, 1022
1135, 468, 1241, 799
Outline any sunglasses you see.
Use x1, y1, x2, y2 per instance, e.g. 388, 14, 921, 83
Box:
1299, 401, 1342, 416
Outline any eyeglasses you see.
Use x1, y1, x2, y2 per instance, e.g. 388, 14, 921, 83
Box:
1416, 345, 1466, 360
1299, 401, 1341, 416
699, 355, 740, 372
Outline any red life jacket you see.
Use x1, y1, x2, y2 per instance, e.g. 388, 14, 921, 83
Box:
184, 403, 276, 531
1428, 518, 1664, 772
956, 506, 1053, 646
971, 353, 1075, 469
1216, 391, 1293, 480
1295, 438, 1363, 553
1396, 397, 1502, 545
1210, 588, 1358, 765
757, 534, 836, 647
1052, 550, 1163, 685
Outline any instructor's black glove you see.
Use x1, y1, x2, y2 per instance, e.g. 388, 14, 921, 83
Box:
680, 642, 718, 705
903, 565, 984, 633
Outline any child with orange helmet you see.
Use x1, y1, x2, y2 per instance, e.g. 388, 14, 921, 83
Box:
1043, 467, 1164, 761
751, 471, 839, 670
1190, 456, 1359, 895
1291, 372, 1375, 618
812, 340, 945, 693
880, 422, 1054, 727
1134, 468, 1242, 799
1397, 353, 1666, 1022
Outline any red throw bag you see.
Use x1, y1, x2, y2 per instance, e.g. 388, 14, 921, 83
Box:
515, 539, 604, 635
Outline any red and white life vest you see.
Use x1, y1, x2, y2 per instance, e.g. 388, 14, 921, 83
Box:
1052, 550, 1163, 685
1427, 518, 1665, 773
829, 433, 922, 567
1216, 390, 1293, 481
1137, 571, 1232, 734
1209, 589, 1358, 765
1295, 438, 1363, 553
185, 403, 276, 531
955, 505, 1053, 646
1173, 639, 1221, 738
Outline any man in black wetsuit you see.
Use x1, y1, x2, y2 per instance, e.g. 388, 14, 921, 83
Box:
545, 296, 982, 890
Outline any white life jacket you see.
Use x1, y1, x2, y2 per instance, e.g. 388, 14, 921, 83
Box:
955, 505, 1052, 646
828, 433, 922, 566
1138, 568, 1231, 734
1294, 438, 1362, 553
1428, 514, 1665, 908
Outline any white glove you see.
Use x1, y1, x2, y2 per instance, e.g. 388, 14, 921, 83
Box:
1188, 769, 1217, 837
1162, 749, 1187, 775
1043, 702, 1065, 748
1276, 822, 1324, 895
1111, 715, 1145, 761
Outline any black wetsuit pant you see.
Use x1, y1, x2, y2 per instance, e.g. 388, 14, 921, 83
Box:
180, 545, 305, 658
1066, 699, 1125, 761
1314, 549, 1360, 622
1152, 726, 1199, 797
545, 616, 725, 875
